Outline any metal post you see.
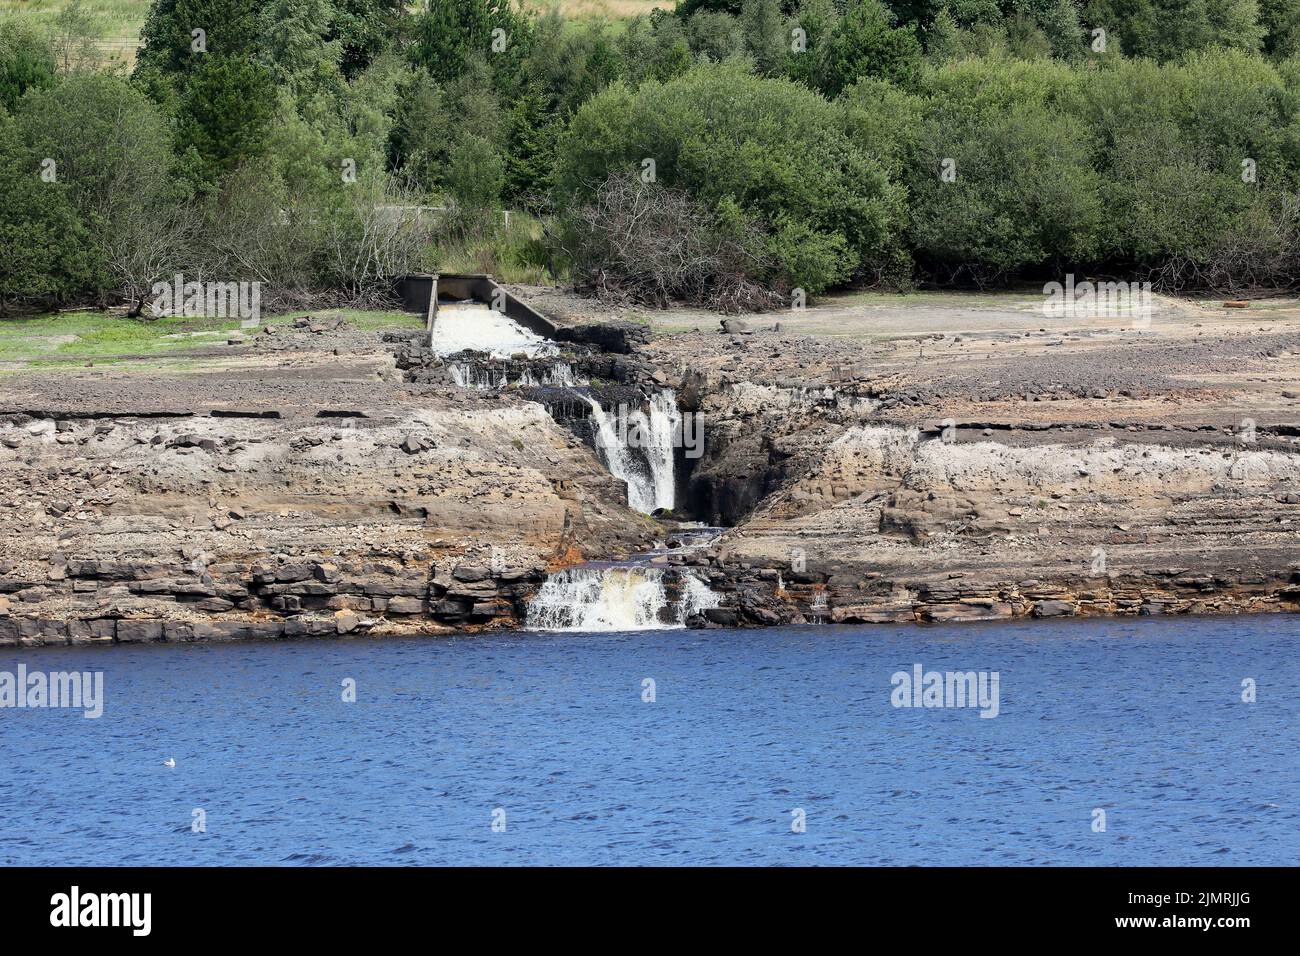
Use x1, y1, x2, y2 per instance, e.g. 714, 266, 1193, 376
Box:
425, 273, 439, 348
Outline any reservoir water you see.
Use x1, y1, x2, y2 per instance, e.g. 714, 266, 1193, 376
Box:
1, 615, 1295, 866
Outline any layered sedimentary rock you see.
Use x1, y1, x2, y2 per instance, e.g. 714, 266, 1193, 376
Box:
0, 356, 653, 645
3, 295, 1299, 643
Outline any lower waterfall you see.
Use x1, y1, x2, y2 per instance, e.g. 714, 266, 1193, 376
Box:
449, 364, 506, 389
526, 566, 720, 631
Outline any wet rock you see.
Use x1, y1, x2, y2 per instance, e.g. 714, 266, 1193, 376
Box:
1031, 600, 1076, 618
117, 619, 165, 643
703, 607, 738, 625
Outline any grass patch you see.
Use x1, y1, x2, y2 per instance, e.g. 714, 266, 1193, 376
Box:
0, 0, 662, 45
0, 308, 422, 364
1, 0, 151, 69
431, 212, 560, 286
0, 311, 246, 362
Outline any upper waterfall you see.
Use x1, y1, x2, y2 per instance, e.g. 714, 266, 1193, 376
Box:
584, 389, 681, 515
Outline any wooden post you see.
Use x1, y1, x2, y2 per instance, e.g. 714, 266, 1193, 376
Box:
425, 273, 439, 348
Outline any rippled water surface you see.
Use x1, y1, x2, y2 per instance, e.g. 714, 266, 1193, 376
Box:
1, 616, 1296, 865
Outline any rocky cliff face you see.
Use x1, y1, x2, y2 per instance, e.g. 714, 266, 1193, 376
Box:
643, 315, 1300, 627
3, 296, 1299, 645
680, 423, 1300, 627
0, 336, 654, 645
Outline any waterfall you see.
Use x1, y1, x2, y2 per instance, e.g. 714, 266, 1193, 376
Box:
544, 362, 581, 387
583, 395, 654, 513
449, 363, 506, 389
452, 361, 584, 390
640, 390, 681, 514
582, 389, 680, 514
526, 566, 720, 631
517, 362, 583, 388
679, 570, 722, 619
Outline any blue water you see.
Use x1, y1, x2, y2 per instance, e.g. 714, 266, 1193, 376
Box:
1, 616, 1296, 866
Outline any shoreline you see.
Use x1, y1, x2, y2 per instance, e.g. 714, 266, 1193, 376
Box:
2, 603, 1295, 650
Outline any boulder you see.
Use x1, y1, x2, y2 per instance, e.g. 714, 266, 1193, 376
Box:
1032, 600, 1076, 618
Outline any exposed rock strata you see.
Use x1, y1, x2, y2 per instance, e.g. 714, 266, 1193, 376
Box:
3, 298, 1299, 643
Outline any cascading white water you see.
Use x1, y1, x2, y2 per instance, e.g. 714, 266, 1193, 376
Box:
583, 395, 654, 513
679, 570, 722, 619
638, 390, 681, 513
451, 361, 584, 390
526, 566, 720, 631
449, 363, 507, 389
516, 362, 583, 388
583, 389, 680, 514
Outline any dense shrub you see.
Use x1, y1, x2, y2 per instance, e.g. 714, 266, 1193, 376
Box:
813, 0, 924, 95
4, 0, 1300, 313
1079, 49, 1300, 287
0, 116, 100, 309
883, 51, 1300, 289
0, 18, 55, 113
11, 74, 181, 305
908, 101, 1106, 284
555, 64, 904, 293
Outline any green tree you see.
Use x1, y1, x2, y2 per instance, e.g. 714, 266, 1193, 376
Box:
0, 18, 55, 113
407, 0, 528, 86
261, 0, 343, 100
0, 116, 99, 308
174, 55, 277, 191
135, 0, 265, 103
446, 133, 504, 210
924, 6, 963, 60
388, 71, 445, 189
503, 90, 562, 204
521, 13, 622, 115
1081, 0, 1263, 61
741, 0, 789, 75
686, 10, 748, 62
814, 0, 923, 97
1259, 0, 1300, 56
1038, 0, 1086, 60
330, 0, 406, 79
617, 11, 693, 84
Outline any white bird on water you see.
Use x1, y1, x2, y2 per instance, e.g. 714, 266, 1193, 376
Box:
163, 758, 176, 769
